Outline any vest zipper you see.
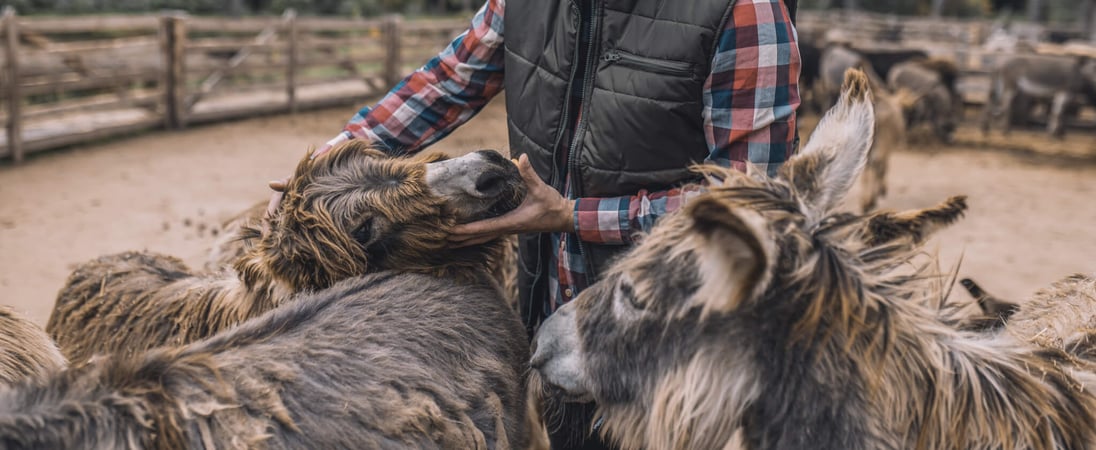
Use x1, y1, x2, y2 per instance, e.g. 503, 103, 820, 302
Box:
567, 0, 602, 276
601, 49, 697, 79
547, 1, 585, 191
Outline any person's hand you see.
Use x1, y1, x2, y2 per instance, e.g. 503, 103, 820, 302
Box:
449, 154, 575, 247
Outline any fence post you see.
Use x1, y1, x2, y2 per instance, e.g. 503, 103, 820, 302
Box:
382, 15, 402, 87
3, 6, 23, 163
160, 12, 187, 130
930, 0, 946, 17
286, 9, 298, 114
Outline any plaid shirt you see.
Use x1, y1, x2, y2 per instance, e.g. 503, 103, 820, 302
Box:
333, 0, 800, 309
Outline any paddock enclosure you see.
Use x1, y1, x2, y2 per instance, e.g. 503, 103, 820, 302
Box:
0, 10, 1095, 326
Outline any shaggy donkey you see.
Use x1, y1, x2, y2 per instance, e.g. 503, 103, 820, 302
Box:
980, 54, 1096, 138
887, 58, 963, 142
816, 44, 912, 212
204, 199, 523, 312
961, 275, 1096, 354
532, 70, 1096, 450
48, 140, 526, 364
0, 271, 530, 449
0, 306, 66, 386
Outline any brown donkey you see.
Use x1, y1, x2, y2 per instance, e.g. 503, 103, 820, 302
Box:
531, 70, 1096, 450
2, 271, 530, 449
48, 140, 526, 364
0, 306, 66, 386
961, 274, 1096, 354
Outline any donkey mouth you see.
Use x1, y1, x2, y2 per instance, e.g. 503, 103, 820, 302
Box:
478, 182, 527, 221
425, 149, 528, 224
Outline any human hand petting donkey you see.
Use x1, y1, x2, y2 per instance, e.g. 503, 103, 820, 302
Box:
267, 139, 573, 244
448, 154, 575, 247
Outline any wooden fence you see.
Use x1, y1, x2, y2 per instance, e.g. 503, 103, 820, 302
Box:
0, 8, 469, 162
3, 9, 1093, 162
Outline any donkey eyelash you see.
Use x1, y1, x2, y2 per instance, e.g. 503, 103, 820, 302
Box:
351, 217, 375, 245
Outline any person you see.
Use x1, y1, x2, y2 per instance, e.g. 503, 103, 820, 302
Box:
272, 0, 800, 448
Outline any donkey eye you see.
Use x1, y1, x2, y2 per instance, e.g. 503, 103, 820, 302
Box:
351, 217, 375, 245
618, 281, 644, 310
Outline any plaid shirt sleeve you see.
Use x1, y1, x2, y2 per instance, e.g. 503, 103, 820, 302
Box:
338, 0, 505, 155
575, 0, 800, 245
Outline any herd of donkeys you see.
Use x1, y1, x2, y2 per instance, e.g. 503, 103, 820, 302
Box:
0, 70, 1094, 449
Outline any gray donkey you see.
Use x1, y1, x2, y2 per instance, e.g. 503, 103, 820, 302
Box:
532, 69, 1096, 450
0, 271, 530, 449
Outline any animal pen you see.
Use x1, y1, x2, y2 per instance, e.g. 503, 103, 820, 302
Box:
1, 8, 1093, 163
0, 8, 468, 162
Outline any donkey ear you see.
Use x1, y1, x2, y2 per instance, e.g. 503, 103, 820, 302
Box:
783, 68, 876, 220
687, 196, 770, 315
863, 196, 967, 247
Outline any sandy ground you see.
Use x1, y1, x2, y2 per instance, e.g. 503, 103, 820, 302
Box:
1, 97, 1094, 326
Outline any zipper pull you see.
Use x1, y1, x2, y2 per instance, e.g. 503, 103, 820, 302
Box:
601, 51, 621, 64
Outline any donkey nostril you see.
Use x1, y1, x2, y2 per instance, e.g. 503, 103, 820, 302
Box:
474, 172, 505, 196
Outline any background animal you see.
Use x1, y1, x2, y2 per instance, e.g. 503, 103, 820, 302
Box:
1, 271, 530, 450
887, 58, 963, 142
0, 306, 66, 386
816, 44, 910, 212
532, 70, 1096, 450
47, 141, 526, 364
858, 47, 930, 80
981, 54, 1096, 138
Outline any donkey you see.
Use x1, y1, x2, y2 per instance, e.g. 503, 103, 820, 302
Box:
531, 69, 1096, 450
980, 54, 1096, 138
962, 274, 1096, 356
0, 306, 66, 386
817, 44, 912, 212
0, 271, 530, 449
48, 140, 526, 364
887, 58, 963, 142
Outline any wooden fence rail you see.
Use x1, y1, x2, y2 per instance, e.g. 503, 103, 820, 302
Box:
0, 10, 469, 162
2, 10, 1092, 162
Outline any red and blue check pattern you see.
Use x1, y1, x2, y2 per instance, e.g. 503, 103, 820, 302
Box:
336, 0, 800, 308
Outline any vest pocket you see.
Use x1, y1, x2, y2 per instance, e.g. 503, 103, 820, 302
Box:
601, 49, 698, 79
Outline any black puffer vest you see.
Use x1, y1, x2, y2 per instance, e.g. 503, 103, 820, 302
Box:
503, 0, 739, 332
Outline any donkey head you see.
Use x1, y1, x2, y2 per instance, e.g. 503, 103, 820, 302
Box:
238, 141, 525, 292
531, 70, 968, 450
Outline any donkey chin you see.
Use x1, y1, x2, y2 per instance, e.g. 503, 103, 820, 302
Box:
425, 149, 527, 223
530, 303, 594, 403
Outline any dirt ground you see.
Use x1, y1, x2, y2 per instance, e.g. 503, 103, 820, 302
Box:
1, 97, 1094, 326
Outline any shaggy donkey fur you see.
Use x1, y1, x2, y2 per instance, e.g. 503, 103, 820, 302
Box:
0, 306, 65, 386
532, 70, 1096, 450
205, 200, 523, 312
962, 274, 1096, 356
48, 140, 526, 364
2, 271, 530, 449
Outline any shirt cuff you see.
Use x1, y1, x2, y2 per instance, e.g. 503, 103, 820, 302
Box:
342, 123, 398, 155
573, 196, 633, 245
